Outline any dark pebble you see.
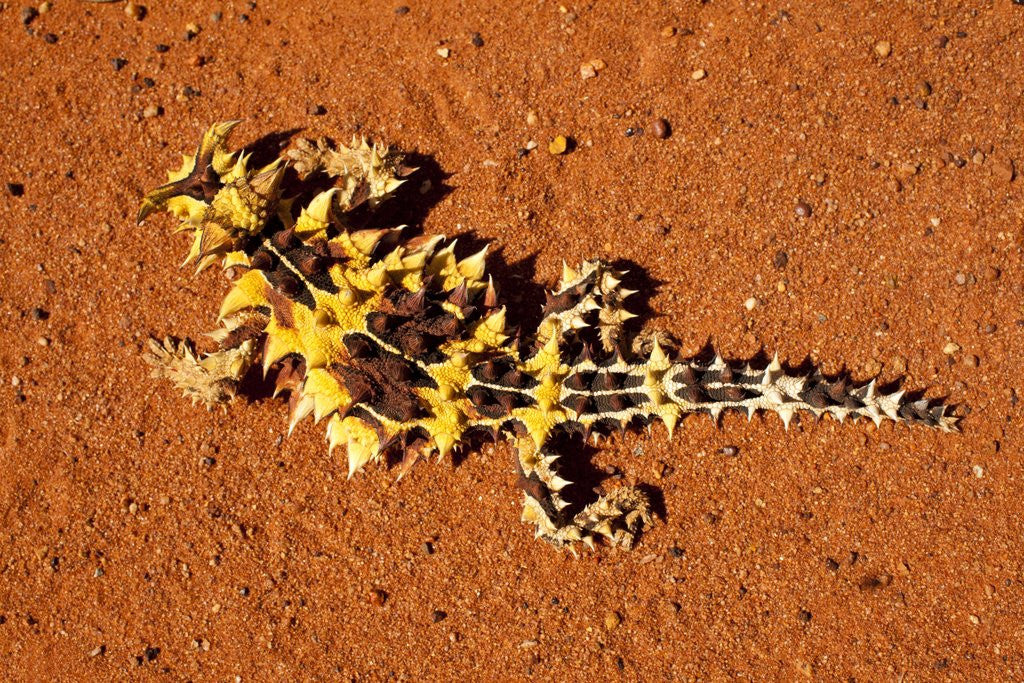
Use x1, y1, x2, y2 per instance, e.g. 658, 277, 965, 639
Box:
21, 6, 38, 25
935, 34, 949, 48
516, 148, 529, 159
7, 182, 25, 197
624, 127, 635, 137
826, 557, 840, 572
394, 5, 410, 15
201, 456, 216, 467
470, 32, 484, 47
238, 13, 249, 23
155, 44, 170, 53
431, 609, 447, 623
652, 118, 671, 139
182, 85, 200, 98
142, 77, 155, 88
773, 250, 788, 269
956, 30, 967, 38
307, 103, 326, 116
111, 57, 128, 71
718, 445, 739, 456
144, 646, 160, 662
669, 546, 685, 558
794, 201, 812, 217
550, 597, 559, 605
50, 556, 59, 571
30, 307, 49, 321
43, 33, 58, 44
239, 586, 250, 597
422, 541, 434, 554
798, 609, 812, 622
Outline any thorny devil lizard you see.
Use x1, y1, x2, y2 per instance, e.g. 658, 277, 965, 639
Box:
139, 121, 958, 551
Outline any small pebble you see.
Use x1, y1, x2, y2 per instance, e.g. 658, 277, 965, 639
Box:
88, 645, 105, 658
155, 44, 170, 53
652, 118, 670, 139
394, 5, 410, 15
798, 609, 812, 623
42, 33, 58, 44
603, 611, 621, 630
942, 342, 961, 355
548, 135, 568, 155
691, 68, 706, 80
125, 2, 146, 21
972, 465, 984, 478
30, 307, 48, 321
773, 250, 788, 269
579, 62, 597, 80
470, 32, 484, 47
954, 271, 967, 286
719, 445, 739, 456
794, 201, 812, 217
7, 182, 25, 197
307, 103, 326, 116
431, 609, 447, 623
964, 354, 979, 368
916, 81, 932, 97
660, 25, 676, 38
369, 589, 388, 606
142, 105, 162, 119
21, 6, 38, 25
111, 57, 128, 71
210, 10, 222, 22
526, 111, 538, 126
874, 40, 892, 58
743, 297, 757, 311
436, 47, 450, 58
36, 336, 50, 347
934, 35, 949, 49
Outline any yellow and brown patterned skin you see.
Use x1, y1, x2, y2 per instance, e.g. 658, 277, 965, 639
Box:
140, 122, 958, 551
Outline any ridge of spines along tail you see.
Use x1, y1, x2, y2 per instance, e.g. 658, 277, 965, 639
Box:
507, 259, 957, 550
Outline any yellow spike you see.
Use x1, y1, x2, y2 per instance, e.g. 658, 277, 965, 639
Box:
366, 262, 390, 289
649, 338, 667, 365
539, 398, 554, 413
439, 384, 457, 401
307, 188, 337, 222
434, 433, 455, 458
262, 335, 292, 374
347, 439, 373, 478
218, 286, 252, 320
662, 412, 678, 439
560, 261, 578, 287
288, 394, 315, 434
337, 288, 356, 306
351, 228, 389, 256
457, 246, 489, 281
305, 347, 328, 370
485, 307, 506, 333
313, 309, 334, 327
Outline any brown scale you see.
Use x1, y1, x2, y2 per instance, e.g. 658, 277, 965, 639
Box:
336, 356, 424, 424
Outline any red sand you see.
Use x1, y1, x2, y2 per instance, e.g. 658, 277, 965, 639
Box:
1, 1, 1022, 679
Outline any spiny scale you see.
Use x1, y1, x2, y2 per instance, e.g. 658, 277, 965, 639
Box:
140, 121, 958, 551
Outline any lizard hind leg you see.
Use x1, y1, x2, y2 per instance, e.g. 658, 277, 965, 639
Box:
516, 436, 652, 551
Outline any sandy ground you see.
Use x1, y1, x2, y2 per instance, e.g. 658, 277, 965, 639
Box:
1, 0, 1022, 679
